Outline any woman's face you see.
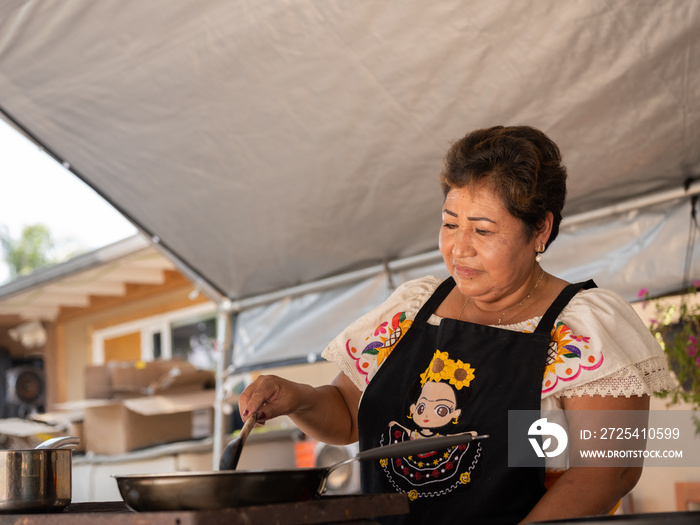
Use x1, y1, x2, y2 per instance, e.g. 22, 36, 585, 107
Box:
439, 184, 544, 305
410, 381, 460, 429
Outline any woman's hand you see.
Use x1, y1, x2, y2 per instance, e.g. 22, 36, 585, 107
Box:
238, 374, 313, 424
238, 372, 362, 445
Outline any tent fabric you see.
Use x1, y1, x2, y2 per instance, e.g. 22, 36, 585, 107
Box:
546, 198, 700, 300
2, 0, 700, 306
232, 197, 700, 370
233, 272, 394, 370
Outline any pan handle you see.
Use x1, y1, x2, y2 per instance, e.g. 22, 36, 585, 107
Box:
320, 433, 488, 494
355, 432, 488, 462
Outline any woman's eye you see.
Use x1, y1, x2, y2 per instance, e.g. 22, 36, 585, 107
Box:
474, 228, 491, 235
434, 405, 452, 417
416, 403, 425, 415
442, 223, 458, 230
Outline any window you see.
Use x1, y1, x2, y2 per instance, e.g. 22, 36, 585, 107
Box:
92, 303, 217, 368
171, 315, 217, 370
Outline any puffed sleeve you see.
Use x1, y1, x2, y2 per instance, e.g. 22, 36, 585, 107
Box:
540, 287, 675, 400
321, 276, 441, 391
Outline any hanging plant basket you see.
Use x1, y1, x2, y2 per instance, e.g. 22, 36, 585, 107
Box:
646, 294, 700, 433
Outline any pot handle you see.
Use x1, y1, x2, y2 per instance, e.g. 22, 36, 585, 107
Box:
35, 436, 81, 450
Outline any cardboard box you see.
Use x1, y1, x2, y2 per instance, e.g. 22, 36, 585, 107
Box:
109, 360, 176, 394
85, 359, 215, 399
31, 408, 86, 452
69, 421, 86, 453
85, 364, 113, 399
0, 418, 63, 449
83, 389, 215, 455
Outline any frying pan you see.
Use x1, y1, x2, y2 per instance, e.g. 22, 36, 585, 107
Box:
115, 432, 487, 511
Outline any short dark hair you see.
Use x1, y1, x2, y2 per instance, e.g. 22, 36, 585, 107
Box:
439, 125, 567, 249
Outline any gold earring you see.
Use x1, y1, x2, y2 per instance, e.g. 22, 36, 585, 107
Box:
535, 243, 545, 263
407, 412, 412, 420
452, 416, 459, 425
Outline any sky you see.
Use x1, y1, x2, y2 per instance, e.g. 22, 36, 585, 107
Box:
0, 119, 137, 284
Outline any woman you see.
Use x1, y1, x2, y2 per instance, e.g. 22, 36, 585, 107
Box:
238, 126, 674, 523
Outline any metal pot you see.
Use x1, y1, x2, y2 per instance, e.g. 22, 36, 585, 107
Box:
0, 436, 80, 513
115, 433, 487, 511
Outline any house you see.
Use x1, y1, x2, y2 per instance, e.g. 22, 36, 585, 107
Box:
0, 234, 213, 410
0, 234, 344, 501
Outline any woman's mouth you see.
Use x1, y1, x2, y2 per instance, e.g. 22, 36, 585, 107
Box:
453, 264, 480, 279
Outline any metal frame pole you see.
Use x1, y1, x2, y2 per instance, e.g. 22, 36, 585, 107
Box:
212, 300, 235, 468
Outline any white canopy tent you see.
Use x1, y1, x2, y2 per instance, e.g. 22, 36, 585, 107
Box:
2, 0, 700, 460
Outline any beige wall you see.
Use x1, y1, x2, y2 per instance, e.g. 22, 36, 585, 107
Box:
61, 315, 96, 403
58, 281, 205, 403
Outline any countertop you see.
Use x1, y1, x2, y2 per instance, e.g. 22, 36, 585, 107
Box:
0, 493, 409, 524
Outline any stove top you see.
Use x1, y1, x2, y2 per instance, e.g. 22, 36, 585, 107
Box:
0, 494, 409, 524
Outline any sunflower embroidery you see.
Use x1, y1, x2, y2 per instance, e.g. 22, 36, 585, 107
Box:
421, 350, 475, 389
420, 350, 455, 385
450, 359, 476, 390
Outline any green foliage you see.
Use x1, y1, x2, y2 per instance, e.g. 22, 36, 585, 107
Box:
644, 288, 700, 433
1, 224, 60, 280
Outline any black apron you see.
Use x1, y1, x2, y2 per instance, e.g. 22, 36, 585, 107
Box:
358, 278, 595, 524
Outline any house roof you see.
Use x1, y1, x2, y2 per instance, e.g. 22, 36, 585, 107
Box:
0, 235, 177, 321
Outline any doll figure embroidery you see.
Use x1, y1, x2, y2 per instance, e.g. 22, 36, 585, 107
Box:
389, 349, 476, 438
380, 350, 483, 500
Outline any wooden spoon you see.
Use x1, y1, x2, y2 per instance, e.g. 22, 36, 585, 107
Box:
218, 411, 257, 470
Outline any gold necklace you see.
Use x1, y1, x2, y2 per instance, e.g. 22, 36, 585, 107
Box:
458, 296, 471, 320
458, 269, 545, 325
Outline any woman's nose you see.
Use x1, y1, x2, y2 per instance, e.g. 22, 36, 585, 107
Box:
452, 229, 474, 257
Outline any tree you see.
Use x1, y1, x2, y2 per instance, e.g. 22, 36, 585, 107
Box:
0, 224, 62, 280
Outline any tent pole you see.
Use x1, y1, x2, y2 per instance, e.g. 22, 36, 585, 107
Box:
225, 181, 700, 313
561, 180, 700, 227
229, 250, 445, 312
213, 299, 235, 469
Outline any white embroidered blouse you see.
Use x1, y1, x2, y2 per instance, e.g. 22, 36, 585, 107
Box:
321, 276, 675, 470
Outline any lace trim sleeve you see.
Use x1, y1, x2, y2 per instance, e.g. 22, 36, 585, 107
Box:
555, 354, 676, 398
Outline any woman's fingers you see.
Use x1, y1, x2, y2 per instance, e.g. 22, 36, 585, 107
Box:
239, 375, 294, 423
